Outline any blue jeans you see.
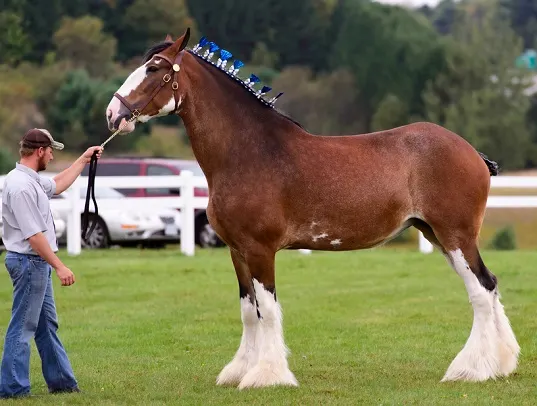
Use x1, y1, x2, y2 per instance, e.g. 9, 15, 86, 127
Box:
0, 252, 78, 398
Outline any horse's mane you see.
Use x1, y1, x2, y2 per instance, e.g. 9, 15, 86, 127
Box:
142, 41, 304, 130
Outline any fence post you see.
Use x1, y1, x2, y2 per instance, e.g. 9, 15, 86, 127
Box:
181, 170, 195, 256
67, 181, 81, 256
418, 231, 433, 254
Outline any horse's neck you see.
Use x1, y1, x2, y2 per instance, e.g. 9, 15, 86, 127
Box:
180, 63, 289, 181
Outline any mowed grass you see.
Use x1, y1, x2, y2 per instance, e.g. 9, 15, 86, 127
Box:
0, 247, 536, 405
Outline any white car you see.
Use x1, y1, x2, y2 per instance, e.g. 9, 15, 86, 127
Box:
52, 186, 182, 249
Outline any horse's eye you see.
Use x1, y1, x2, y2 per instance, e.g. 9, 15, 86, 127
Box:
146, 66, 159, 73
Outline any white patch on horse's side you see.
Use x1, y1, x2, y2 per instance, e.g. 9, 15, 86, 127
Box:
238, 279, 298, 389
310, 221, 319, 229
330, 239, 342, 246
441, 249, 517, 382
312, 232, 328, 242
217, 295, 261, 386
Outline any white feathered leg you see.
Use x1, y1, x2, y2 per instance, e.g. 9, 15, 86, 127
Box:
238, 279, 298, 389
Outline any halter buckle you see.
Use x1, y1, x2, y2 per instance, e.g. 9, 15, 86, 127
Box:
163, 74, 171, 83
132, 109, 141, 118
172, 82, 179, 90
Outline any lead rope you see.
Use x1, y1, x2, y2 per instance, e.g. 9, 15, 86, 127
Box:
81, 113, 139, 242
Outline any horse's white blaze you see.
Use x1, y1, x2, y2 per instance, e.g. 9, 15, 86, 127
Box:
330, 239, 342, 246
106, 62, 148, 129
441, 249, 518, 382
216, 296, 261, 386
238, 279, 298, 389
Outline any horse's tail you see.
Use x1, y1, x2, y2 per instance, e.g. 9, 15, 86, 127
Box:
478, 152, 499, 176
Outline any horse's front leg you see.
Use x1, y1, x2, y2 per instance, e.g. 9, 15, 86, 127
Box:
216, 249, 262, 386
216, 246, 298, 389
237, 247, 297, 389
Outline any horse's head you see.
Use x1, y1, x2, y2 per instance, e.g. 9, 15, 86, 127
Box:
106, 28, 191, 134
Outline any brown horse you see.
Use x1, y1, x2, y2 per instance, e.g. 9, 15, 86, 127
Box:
106, 29, 520, 389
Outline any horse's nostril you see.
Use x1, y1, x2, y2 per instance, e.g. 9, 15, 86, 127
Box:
107, 109, 112, 120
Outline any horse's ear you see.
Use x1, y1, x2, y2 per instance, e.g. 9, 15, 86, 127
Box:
165, 34, 173, 42
178, 27, 190, 52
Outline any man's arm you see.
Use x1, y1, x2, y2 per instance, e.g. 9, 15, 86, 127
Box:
53, 146, 103, 195
28, 232, 75, 286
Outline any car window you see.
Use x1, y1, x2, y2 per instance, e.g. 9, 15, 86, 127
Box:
146, 165, 179, 196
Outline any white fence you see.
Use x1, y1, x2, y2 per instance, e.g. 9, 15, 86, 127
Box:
419, 176, 537, 253
2, 173, 536, 256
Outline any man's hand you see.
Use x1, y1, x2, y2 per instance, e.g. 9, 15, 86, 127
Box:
81, 146, 103, 164
55, 265, 76, 286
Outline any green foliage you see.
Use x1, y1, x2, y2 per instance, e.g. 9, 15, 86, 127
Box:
330, 0, 446, 126
53, 16, 117, 78
271, 66, 366, 134
0, 149, 16, 175
488, 225, 517, 250
186, 0, 331, 71
122, 0, 198, 61
371, 94, 410, 131
0, 11, 30, 65
423, 1, 533, 169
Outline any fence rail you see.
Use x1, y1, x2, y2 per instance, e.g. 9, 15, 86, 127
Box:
2, 173, 537, 256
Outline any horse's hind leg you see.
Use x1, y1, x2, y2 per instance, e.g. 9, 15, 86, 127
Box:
432, 234, 520, 382
216, 250, 262, 386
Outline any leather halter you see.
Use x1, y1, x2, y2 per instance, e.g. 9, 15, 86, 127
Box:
113, 49, 185, 119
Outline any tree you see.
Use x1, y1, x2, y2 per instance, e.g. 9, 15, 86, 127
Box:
330, 0, 446, 129
53, 16, 117, 78
186, 0, 332, 71
423, 1, 533, 170
0, 11, 30, 65
122, 0, 198, 61
270, 66, 366, 135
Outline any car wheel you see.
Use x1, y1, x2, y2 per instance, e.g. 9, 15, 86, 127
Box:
195, 215, 223, 248
81, 215, 109, 249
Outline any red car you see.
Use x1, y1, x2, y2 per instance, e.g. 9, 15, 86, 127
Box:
81, 157, 223, 247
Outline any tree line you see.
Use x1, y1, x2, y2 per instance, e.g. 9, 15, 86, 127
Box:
1, 0, 537, 171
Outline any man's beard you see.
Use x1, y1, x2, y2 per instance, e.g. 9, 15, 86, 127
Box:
37, 156, 47, 171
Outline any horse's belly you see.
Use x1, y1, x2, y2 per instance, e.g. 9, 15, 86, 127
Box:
284, 212, 410, 251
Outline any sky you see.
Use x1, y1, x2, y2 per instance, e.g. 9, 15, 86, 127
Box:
374, 0, 441, 6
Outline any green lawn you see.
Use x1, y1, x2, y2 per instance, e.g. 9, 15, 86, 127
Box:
0, 247, 536, 405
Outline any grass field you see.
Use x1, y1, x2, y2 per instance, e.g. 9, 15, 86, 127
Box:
0, 247, 536, 405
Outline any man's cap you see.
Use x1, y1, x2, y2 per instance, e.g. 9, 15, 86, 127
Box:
21, 128, 64, 150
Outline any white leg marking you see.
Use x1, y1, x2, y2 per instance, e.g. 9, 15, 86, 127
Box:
238, 280, 298, 389
216, 296, 261, 386
330, 239, 342, 246
441, 249, 518, 382
492, 290, 520, 376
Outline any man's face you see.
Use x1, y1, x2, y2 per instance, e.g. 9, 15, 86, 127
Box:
37, 146, 53, 171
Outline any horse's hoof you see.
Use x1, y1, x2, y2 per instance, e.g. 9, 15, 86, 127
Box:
238, 363, 298, 390
216, 360, 251, 387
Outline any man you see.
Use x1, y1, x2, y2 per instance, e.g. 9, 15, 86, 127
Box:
0, 128, 102, 399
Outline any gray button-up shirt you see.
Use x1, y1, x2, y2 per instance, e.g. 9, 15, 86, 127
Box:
1, 163, 58, 255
